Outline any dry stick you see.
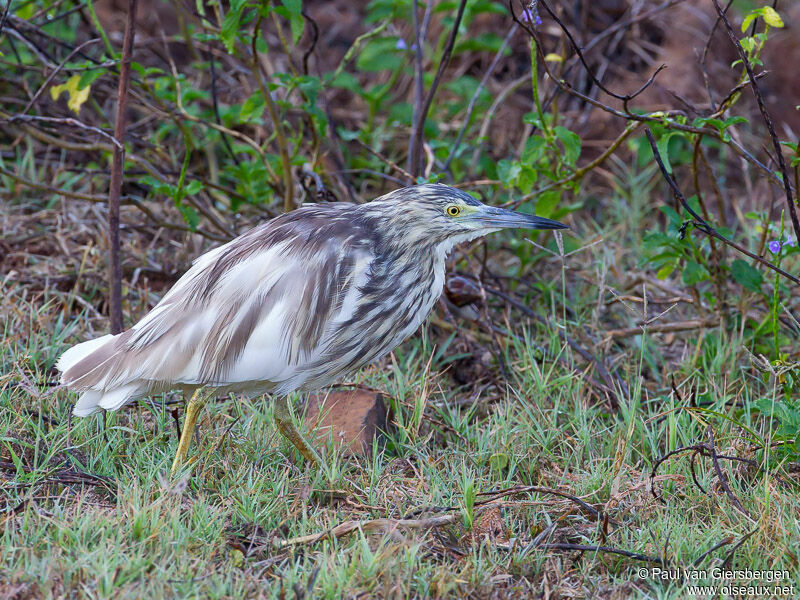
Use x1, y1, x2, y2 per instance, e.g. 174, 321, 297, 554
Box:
604, 318, 718, 340
207, 51, 239, 166
273, 512, 464, 548
7, 115, 122, 150
107, 0, 138, 334
0, 1, 11, 38
534, 0, 667, 112
700, 0, 734, 111
644, 128, 800, 286
711, 0, 800, 244
408, 0, 467, 177
252, 15, 294, 213
353, 138, 414, 182
705, 425, 750, 518
535, 543, 664, 564
722, 528, 757, 567
406, 0, 425, 181
693, 535, 735, 566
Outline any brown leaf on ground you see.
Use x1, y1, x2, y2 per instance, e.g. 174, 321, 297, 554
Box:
465, 506, 508, 547
304, 388, 388, 456
0, 582, 41, 600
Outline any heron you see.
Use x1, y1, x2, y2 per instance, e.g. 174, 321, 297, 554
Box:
56, 184, 567, 472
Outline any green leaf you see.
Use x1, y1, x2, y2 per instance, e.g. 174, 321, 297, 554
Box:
535, 190, 560, 219
185, 180, 204, 195
762, 6, 784, 28
280, 0, 305, 43
356, 38, 403, 72
489, 453, 508, 471
77, 68, 106, 90
177, 204, 200, 231
656, 133, 673, 174
241, 92, 266, 121
657, 264, 676, 279
497, 159, 521, 185
741, 12, 757, 33
731, 259, 763, 293
553, 126, 581, 165
522, 136, 546, 164
682, 260, 708, 286
221, 0, 249, 54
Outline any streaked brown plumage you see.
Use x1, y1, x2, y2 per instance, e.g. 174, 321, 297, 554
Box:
57, 184, 566, 466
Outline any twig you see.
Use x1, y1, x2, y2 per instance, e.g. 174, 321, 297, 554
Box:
443, 23, 518, 173
535, 543, 664, 564
252, 15, 294, 212
107, 0, 138, 333
645, 128, 800, 286
711, 0, 800, 244
407, 0, 426, 182
408, 0, 467, 176
353, 138, 414, 182
532, 0, 666, 112
604, 318, 717, 340
0, 1, 11, 39
300, 9, 318, 75
693, 535, 735, 566
273, 511, 466, 548
207, 50, 239, 166
6, 115, 122, 149
19, 38, 101, 115
722, 528, 757, 567
705, 425, 749, 518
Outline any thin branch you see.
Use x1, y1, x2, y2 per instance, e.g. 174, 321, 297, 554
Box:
711, 0, 800, 244
274, 511, 465, 548
535, 543, 665, 564
252, 14, 294, 212
107, 0, 138, 333
645, 128, 800, 286
443, 23, 518, 173
407, 0, 426, 181
408, 0, 468, 176
705, 425, 750, 518
19, 38, 101, 115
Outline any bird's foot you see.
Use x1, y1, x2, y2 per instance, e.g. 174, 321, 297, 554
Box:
274, 397, 321, 464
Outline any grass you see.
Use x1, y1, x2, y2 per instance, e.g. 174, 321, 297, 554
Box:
2, 222, 798, 599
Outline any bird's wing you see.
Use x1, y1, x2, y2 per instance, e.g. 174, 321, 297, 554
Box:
62, 205, 375, 393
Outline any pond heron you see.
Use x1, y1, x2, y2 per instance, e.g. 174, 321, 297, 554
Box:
57, 184, 567, 471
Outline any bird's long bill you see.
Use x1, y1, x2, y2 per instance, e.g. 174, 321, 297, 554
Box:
475, 205, 568, 230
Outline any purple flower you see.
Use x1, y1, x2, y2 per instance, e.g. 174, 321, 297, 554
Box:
396, 38, 408, 51
783, 236, 795, 248
768, 240, 782, 254
521, 3, 543, 26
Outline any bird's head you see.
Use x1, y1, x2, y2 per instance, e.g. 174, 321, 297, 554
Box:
369, 184, 568, 249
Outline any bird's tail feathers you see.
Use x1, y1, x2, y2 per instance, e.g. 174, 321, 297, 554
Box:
72, 383, 143, 417
56, 334, 116, 381
57, 333, 146, 416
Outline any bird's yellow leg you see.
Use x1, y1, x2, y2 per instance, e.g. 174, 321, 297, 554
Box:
171, 388, 211, 475
273, 396, 320, 464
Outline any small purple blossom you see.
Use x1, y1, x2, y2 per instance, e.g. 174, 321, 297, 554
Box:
521, 2, 543, 26
396, 38, 408, 50
768, 237, 796, 253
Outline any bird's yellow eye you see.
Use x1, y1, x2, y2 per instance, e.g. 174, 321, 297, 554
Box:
446, 205, 461, 217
